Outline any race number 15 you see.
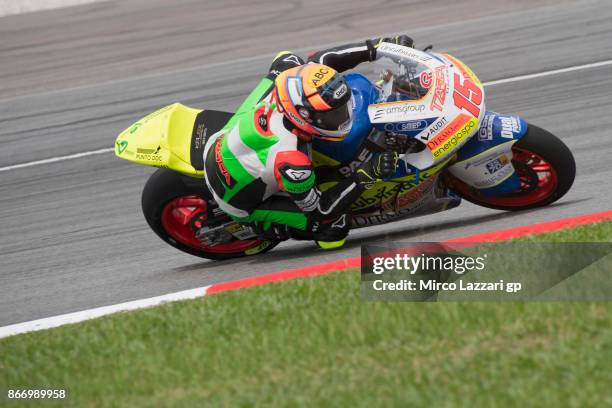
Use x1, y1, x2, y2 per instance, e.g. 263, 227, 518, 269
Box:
453, 73, 482, 117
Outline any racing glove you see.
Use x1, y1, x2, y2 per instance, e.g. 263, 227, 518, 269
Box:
308, 35, 414, 73
354, 151, 400, 186
366, 34, 415, 60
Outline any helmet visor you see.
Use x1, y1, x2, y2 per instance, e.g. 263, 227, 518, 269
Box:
309, 97, 353, 132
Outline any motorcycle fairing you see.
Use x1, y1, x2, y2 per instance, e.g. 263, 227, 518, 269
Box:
448, 111, 528, 194
188, 110, 234, 171
312, 70, 461, 218
115, 103, 202, 177
367, 47, 486, 170
351, 179, 460, 228
314, 154, 455, 214
115, 103, 234, 178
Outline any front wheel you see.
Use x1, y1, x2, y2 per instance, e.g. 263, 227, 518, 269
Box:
141, 168, 279, 260
449, 124, 576, 211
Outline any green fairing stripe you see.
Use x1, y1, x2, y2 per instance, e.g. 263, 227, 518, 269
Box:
219, 136, 256, 202
281, 172, 315, 194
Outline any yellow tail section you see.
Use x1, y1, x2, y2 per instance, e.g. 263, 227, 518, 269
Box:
115, 103, 204, 178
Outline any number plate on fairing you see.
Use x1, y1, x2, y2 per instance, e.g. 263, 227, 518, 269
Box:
368, 45, 485, 169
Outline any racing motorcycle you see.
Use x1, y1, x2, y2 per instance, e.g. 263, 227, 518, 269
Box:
115, 43, 575, 260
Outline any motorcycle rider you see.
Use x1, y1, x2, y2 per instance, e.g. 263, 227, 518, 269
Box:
203, 35, 413, 248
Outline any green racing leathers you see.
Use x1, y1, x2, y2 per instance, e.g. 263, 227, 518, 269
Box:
203, 36, 413, 241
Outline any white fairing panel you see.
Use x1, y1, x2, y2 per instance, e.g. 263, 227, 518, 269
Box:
448, 141, 517, 189
368, 44, 486, 170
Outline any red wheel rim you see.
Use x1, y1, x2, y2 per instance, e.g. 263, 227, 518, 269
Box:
160, 195, 262, 253
452, 147, 558, 207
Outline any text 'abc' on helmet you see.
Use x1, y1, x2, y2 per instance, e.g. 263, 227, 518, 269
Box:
274, 63, 353, 141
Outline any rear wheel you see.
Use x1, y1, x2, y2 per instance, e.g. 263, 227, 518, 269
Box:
449, 124, 575, 211
142, 169, 279, 260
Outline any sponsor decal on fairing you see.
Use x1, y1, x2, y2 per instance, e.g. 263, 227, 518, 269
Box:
448, 141, 517, 189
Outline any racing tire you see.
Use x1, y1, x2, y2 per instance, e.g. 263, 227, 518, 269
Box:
141, 168, 279, 260
449, 124, 575, 211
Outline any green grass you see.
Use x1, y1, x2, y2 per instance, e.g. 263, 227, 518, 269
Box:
512, 219, 612, 242
1, 221, 611, 407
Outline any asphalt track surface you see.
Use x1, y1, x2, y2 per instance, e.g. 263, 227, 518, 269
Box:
1, 0, 611, 326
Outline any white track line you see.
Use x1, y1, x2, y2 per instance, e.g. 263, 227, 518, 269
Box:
0, 286, 210, 339
482, 59, 612, 87
1, 58, 610, 174
0, 0, 107, 18
0, 147, 114, 172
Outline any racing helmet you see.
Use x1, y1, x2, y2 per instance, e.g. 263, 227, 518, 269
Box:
274, 64, 353, 141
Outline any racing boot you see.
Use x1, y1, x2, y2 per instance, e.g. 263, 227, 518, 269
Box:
312, 213, 350, 250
